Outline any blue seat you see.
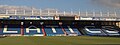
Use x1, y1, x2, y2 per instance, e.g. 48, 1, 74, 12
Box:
44, 27, 53, 34
54, 26, 64, 34
70, 26, 81, 35
44, 27, 54, 36
1, 24, 21, 34
62, 26, 71, 34
44, 25, 65, 36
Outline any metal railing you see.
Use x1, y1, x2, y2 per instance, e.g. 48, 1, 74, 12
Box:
0, 9, 119, 18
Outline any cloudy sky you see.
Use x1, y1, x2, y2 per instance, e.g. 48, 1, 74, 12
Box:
0, 0, 120, 11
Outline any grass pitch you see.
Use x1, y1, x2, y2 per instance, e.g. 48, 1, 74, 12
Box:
0, 36, 120, 45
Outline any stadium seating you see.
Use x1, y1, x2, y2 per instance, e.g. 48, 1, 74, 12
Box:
0, 24, 81, 36
1, 24, 119, 36
69, 25, 81, 36
1, 24, 21, 36
23, 25, 44, 36
62, 25, 81, 36
101, 26, 120, 36
44, 25, 65, 36
83, 26, 106, 36
0, 24, 4, 35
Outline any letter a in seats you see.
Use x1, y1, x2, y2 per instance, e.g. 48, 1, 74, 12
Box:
26, 25, 40, 33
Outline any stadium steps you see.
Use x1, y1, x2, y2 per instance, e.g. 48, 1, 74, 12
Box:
54, 26, 65, 35
60, 25, 67, 35
42, 26, 46, 36
77, 28, 85, 35
21, 25, 24, 35
74, 25, 84, 35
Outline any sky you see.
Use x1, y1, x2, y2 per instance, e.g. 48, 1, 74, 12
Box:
0, 0, 120, 11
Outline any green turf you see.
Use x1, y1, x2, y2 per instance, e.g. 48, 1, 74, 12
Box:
0, 36, 120, 45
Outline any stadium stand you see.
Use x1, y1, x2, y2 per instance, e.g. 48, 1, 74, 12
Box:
23, 25, 44, 36
83, 26, 106, 36
44, 25, 65, 36
0, 24, 120, 36
0, 6, 120, 37
101, 26, 120, 36
1, 24, 21, 36
62, 25, 81, 36
69, 25, 81, 36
